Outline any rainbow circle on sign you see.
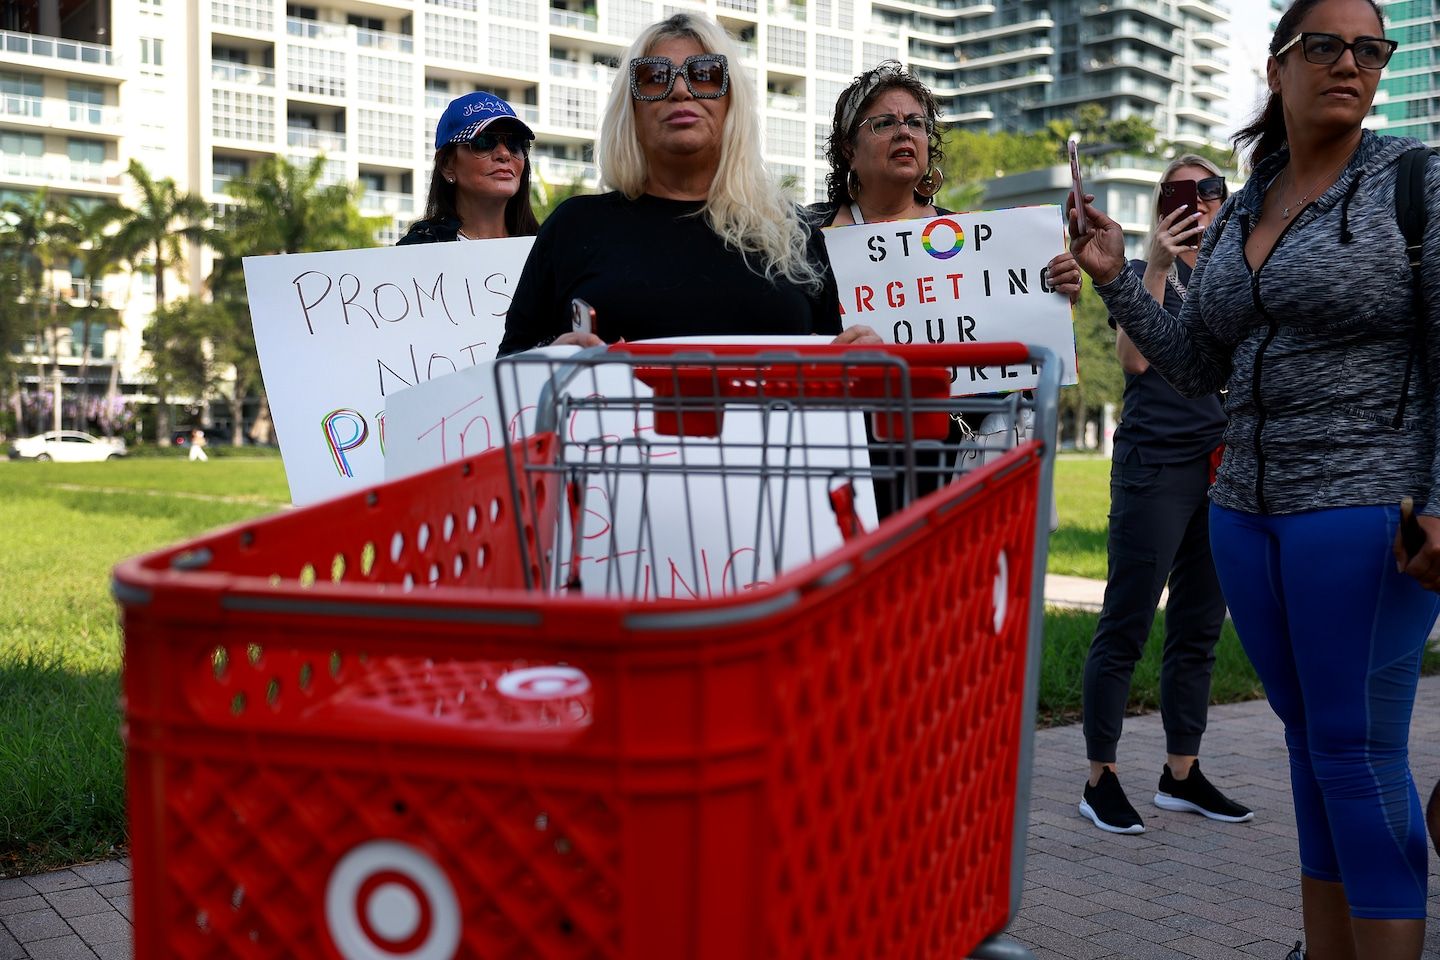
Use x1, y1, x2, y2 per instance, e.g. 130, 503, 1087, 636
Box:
920, 218, 964, 260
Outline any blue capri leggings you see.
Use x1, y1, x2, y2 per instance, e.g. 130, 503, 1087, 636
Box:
1210, 503, 1440, 920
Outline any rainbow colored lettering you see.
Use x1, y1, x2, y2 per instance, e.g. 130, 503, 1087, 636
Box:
322, 408, 370, 478
920, 218, 964, 260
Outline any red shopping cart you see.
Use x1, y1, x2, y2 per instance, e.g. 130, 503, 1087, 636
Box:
114, 341, 1058, 960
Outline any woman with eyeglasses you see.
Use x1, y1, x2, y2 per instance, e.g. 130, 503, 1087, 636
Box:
497, 13, 877, 354
1068, 0, 1440, 956
809, 61, 1081, 297
397, 91, 539, 244
1077, 155, 1253, 839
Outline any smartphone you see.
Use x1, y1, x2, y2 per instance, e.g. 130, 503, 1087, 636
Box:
1402, 496, 1426, 562
1157, 179, 1199, 246
570, 297, 596, 338
1067, 140, 1087, 235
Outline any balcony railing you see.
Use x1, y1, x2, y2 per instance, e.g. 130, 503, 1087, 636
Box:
1, 93, 43, 119
548, 8, 599, 31
211, 60, 277, 86
548, 58, 616, 84
766, 92, 805, 112
286, 127, 348, 152
424, 91, 450, 110
286, 16, 348, 41
2, 94, 122, 128
535, 156, 597, 183
0, 29, 115, 67
717, 0, 758, 11
1, 154, 122, 186
516, 103, 540, 124
360, 190, 416, 215
356, 26, 414, 54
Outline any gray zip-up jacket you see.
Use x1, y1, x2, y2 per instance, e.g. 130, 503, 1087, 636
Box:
1095, 131, 1440, 518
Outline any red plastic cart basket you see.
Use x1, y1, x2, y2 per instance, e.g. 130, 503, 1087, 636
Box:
114, 342, 1057, 960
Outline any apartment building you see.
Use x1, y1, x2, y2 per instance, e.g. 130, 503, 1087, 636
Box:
1372, 0, 1440, 145
0, 0, 907, 405
871, 0, 1232, 148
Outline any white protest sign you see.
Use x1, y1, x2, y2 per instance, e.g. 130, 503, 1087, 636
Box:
384, 337, 880, 599
243, 237, 535, 505
823, 205, 1077, 393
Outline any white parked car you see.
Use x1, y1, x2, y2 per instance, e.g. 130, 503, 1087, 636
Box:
10, 431, 127, 462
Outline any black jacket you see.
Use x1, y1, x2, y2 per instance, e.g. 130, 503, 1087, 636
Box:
396, 217, 461, 245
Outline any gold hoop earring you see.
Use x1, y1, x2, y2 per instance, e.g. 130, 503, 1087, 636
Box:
846, 169, 861, 200
915, 164, 943, 200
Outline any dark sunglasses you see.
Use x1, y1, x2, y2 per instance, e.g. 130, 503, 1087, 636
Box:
1275, 32, 1398, 70
463, 131, 531, 157
629, 53, 729, 101
1195, 176, 1227, 201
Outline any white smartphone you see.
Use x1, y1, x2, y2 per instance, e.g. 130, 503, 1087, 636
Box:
1067, 139, 1087, 235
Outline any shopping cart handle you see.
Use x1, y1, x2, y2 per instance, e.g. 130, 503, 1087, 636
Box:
610, 341, 1037, 369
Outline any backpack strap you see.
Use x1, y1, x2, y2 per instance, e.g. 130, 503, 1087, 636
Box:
1394, 147, 1435, 428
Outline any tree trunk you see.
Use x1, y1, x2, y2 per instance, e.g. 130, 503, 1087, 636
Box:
154, 248, 166, 307
230, 389, 244, 446
76, 311, 93, 432
248, 393, 273, 445
155, 392, 171, 445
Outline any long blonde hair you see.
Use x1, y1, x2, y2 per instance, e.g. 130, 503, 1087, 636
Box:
599, 13, 822, 291
1147, 154, 1226, 253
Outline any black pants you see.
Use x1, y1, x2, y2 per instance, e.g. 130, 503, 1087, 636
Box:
1082, 452, 1227, 763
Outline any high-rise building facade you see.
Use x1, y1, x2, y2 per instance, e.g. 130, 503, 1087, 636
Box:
1371, 0, 1440, 145
869, 0, 1232, 148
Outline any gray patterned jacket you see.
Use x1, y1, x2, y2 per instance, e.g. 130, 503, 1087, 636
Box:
1095, 131, 1440, 517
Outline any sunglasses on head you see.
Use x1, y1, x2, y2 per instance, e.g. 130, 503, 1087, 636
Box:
629, 53, 730, 101
462, 131, 530, 157
1275, 31, 1398, 70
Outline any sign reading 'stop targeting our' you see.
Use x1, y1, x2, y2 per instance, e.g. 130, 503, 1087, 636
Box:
823, 205, 1078, 393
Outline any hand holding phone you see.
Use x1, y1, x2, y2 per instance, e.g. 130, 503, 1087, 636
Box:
570, 298, 596, 338
1067, 140, 1087, 235
1157, 180, 1200, 247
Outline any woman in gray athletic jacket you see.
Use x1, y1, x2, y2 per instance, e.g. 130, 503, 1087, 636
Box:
1069, 0, 1440, 957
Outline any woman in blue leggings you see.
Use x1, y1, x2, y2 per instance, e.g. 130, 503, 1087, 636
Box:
1067, 1, 1440, 955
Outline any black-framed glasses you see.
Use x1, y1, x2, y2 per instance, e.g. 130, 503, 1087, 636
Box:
1275, 32, 1398, 70
858, 113, 932, 138
629, 53, 730, 101
463, 131, 531, 157
1196, 176, 1227, 201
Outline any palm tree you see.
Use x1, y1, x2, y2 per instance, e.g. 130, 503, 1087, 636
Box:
110, 159, 209, 308
0, 190, 81, 434
70, 201, 128, 433
211, 154, 385, 444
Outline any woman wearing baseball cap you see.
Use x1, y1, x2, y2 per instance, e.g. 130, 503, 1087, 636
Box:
398, 91, 540, 244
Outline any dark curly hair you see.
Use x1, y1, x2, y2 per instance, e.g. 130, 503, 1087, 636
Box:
823, 60, 945, 209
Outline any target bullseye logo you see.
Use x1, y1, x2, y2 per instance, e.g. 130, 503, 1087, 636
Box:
325, 841, 460, 960
496, 665, 591, 701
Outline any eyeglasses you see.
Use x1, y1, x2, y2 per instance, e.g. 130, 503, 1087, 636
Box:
858, 114, 932, 138
462, 132, 531, 157
1195, 176, 1228, 201
629, 54, 730, 101
1275, 32, 1398, 70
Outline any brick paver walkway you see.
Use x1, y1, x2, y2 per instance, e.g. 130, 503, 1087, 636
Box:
4, 679, 1440, 958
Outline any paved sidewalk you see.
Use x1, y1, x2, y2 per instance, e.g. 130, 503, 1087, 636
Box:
4, 646, 1439, 958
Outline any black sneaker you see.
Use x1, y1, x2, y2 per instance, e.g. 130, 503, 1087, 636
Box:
1284, 941, 1305, 960
1154, 761, 1254, 822
1079, 768, 1145, 834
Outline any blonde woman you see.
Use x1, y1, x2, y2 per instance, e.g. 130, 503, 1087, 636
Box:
498, 13, 875, 353
1078, 155, 1251, 835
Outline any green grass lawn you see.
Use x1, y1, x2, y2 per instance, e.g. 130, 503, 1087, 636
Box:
0, 454, 1288, 872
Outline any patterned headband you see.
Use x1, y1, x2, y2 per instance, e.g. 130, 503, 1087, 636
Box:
839, 61, 906, 136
